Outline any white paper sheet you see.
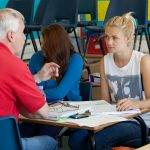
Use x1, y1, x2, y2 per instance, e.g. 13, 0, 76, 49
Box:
48, 100, 141, 120
65, 114, 127, 127
69, 100, 141, 116
101, 109, 141, 116
48, 102, 91, 119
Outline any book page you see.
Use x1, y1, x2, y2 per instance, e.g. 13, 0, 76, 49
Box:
68, 100, 141, 116
48, 102, 91, 119
66, 114, 127, 127
48, 100, 141, 120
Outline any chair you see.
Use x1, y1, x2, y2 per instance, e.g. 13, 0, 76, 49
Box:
26, 0, 49, 47
28, 0, 81, 53
6, 0, 37, 59
77, 0, 97, 27
104, 0, 150, 52
0, 117, 23, 150
57, 81, 92, 147
134, 116, 148, 145
6, 0, 34, 25
113, 116, 148, 150
77, 0, 98, 55
148, 22, 150, 41
79, 81, 92, 101
44, 0, 80, 53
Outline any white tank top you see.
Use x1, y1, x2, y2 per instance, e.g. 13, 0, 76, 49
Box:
104, 50, 145, 103
104, 51, 150, 127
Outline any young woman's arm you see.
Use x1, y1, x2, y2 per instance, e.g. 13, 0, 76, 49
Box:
138, 55, 150, 109
117, 55, 150, 111
29, 52, 83, 101
43, 53, 83, 101
99, 58, 111, 102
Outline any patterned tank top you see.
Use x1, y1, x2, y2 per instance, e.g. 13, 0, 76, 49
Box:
104, 50, 145, 103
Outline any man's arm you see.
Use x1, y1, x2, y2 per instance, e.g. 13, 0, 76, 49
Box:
21, 103, 50, 119
34, 62, 59, 83
35, 103, 50, 118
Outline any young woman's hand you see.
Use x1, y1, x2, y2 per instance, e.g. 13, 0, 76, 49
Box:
116, 99, 140, 111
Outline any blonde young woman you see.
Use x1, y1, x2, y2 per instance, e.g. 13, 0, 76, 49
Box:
99, 12, 150, 148
100, 12, 150, 124
69, 12, 150, 150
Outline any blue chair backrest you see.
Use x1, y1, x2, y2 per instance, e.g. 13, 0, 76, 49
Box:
104, 0, 148, 26
78, 0, 97, 21
0, 117, 23, 150
6, 0, 35, 25
34, 0, 79, 27
80, 82, 92, 101
33, 0, 49, 25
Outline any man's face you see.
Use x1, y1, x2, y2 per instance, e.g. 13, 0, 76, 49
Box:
11, 19, 25, 55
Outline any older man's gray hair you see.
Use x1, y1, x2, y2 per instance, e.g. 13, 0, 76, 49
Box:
0, 8, 24, 40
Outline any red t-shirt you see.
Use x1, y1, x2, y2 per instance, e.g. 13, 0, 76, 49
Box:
0, 42, 46, 120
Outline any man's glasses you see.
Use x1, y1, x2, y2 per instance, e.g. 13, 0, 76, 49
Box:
49, 101, 79, 113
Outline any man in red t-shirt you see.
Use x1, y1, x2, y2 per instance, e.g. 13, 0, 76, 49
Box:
0, 8, 59, 150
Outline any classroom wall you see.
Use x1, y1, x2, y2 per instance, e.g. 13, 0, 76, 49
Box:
98, 0, 150, 21
84, 0, 150, 21
0, 0, 9, 8
0, 0, 40, 15
0, 0, 150, 21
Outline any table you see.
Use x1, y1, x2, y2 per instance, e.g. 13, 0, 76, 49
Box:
136, 143, 150, 150
20, 105, 150, 150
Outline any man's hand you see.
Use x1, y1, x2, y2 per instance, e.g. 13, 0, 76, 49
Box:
116, 99, 139, 111
34, 62, 60, 83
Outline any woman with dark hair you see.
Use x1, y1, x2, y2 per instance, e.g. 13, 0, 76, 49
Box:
19, 24, 83, 139
29, 24, 83, 102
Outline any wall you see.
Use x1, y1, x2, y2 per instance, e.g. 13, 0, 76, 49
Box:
0, 0, 8, 8
1, 0, 150, 21
85, 0, 150, 21
0, 0, 40, 16
98, 0, 150, 21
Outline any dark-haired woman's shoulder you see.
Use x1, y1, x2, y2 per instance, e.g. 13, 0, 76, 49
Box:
30, 50, 44, 59
70, 52, 84, 66
28, 50, 45, 74
71, 52, 83, 61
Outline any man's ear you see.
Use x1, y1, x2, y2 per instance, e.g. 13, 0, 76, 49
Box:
7, 31, 15, 43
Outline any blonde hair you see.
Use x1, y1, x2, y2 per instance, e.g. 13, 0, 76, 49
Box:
105, 12, 136, 40
0, 8, 24, 40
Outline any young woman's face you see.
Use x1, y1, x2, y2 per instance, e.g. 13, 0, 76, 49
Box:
104, 26, 128, 53
40, 36, 44, 48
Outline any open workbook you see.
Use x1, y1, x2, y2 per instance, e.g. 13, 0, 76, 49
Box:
48, 101, 90, 119
48, 100, 141, 120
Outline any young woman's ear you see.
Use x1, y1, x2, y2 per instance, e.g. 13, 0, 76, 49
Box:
7, 31, 15, 42
126, 35, 134, 47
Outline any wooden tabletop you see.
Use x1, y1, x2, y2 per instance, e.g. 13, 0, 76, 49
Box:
136, 144, 150, 150
20, 108, 150, 132
20, 115, 126, 132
